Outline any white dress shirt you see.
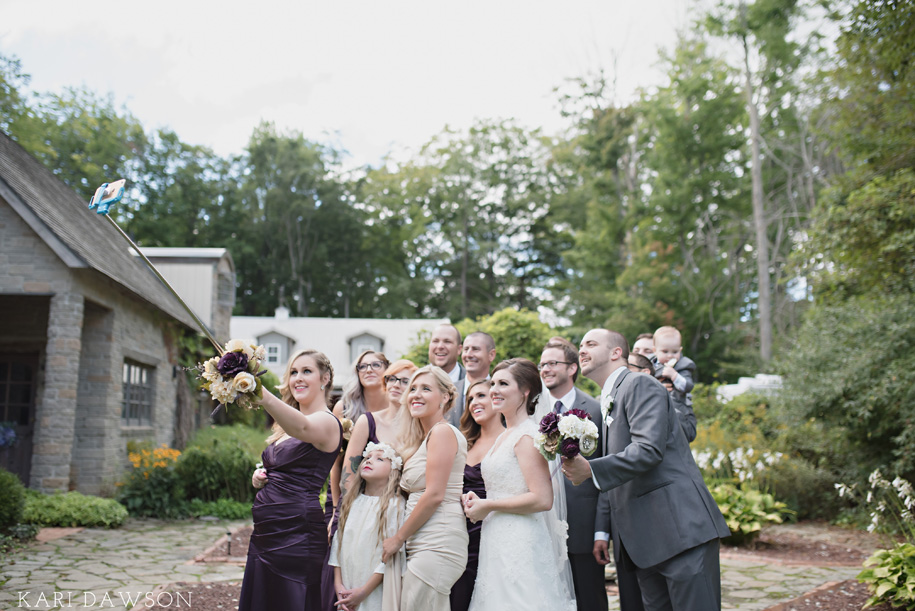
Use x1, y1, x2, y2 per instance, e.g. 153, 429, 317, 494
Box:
548, 387, 577, 413
592, 366, 627, 491
446, 362, 462, 384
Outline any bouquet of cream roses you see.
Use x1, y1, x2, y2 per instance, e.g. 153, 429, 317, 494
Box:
535, 408, 599, 461
198, 339, 268, 411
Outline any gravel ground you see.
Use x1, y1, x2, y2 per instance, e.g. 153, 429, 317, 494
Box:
146, 522, 892, 610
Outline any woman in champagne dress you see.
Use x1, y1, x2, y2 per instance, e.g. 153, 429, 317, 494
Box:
382, 365, 468, 611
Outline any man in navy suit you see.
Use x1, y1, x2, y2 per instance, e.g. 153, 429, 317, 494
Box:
562, 329, 729, 611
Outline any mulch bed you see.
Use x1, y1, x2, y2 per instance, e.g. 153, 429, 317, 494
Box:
721, 525, 875, 566
147, 522, 894, 610
764, 579, 892, 611
193, 525, 252, 563
147, 581, 242, 610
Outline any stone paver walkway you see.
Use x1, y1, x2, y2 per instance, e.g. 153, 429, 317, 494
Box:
605, 557, 858, 611
0, 519, 246, 610
1, 519, 863, 610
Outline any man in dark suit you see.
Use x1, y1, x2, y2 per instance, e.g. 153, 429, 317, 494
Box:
539, 337, 608, 611
562, 329, 729, 611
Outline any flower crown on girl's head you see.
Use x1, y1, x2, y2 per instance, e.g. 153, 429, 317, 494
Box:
363, 441, 403, 471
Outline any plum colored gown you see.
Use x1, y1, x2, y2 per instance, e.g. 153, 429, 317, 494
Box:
450, 462, 486, 611
238, 419, 342, 611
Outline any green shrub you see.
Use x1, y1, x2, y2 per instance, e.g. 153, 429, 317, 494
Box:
777, 294, 915, 482
0, 521, 38, 556
22, 491, 127, 528
7, 522, 39, 540
221, 369, 280, 428
176, 443, 257, 503
858, 543, 915, 610
186, 424, 268, 463
188, 498, 252, 520
118, 445, 187, 518
767, 457, 842, 521
0, 467, 25, 531
711, 484, 791, 547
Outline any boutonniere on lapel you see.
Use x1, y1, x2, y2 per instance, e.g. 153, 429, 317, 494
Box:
601, 395, 614, 427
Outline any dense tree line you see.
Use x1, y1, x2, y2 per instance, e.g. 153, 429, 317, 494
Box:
1, 0, 912, 400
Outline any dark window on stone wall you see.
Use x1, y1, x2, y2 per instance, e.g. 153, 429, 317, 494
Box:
122, 361, 154, 426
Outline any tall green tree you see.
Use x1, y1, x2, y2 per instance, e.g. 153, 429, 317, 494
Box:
1, 55, 145, 201
706, 0, 830, 361
778, 0, 915, 484
0, 54, 34, 138
629, 35, 753, 372
27, 88, 146, 201
122, 129, 240, 248
357, 119, 572, 321
553, 74, 638, 329
237, 122, 385, 318
801, 0, 915, 299
556, 40, 756, 379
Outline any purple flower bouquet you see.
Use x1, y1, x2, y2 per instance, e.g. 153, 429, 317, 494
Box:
197, 339, 268, 410
534, 408, 599, 461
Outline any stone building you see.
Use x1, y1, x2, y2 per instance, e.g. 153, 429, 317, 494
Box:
0, 132, 216, 494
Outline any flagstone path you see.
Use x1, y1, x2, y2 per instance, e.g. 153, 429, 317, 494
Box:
0, 519, 246, 610
0, 519, 862, 610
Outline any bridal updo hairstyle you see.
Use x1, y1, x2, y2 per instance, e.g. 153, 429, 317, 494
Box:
491, 358, 541, 416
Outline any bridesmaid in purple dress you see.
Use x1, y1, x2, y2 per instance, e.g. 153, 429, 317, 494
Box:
240, 349, 342, 611
451, 380, 503, 611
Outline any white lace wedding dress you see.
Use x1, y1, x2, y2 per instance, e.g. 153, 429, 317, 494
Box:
468, 417, 576, 611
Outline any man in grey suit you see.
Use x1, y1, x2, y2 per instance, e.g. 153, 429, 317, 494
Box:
562, 329, 729, 611
428, 324, 466, 426
540, 337, 608, 611
447, 331, 497, 426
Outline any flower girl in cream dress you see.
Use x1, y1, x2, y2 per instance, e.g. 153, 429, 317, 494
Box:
329, 442, 405, 611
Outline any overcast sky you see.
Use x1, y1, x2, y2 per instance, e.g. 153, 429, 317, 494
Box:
1, 0, 701, 168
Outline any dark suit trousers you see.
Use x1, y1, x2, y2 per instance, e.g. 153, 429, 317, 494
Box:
614, 544, 646, 611
621, 538, 721, 611
569, 552, 608, 611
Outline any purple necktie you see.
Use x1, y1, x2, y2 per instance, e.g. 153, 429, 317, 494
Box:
553, 400, 564, 414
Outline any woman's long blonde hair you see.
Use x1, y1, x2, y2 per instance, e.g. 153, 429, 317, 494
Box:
267, 349, 334, 445
341, 350, 390, 420
337, 453, 404, 554
396, 365, 456, 462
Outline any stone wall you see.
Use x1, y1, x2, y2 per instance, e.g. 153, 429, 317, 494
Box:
1, 197, 190, 494
72, 301, 115, 495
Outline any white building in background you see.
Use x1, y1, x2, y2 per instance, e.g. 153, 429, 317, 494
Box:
716, 374, 783, 402
231, 308, 448, 389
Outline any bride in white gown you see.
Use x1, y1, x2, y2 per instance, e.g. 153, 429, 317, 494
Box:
462, 358, 576, 611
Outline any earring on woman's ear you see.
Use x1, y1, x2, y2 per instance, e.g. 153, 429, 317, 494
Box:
321, 385, 325, 391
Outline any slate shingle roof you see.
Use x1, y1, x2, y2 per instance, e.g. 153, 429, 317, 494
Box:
0, 131, 197, 330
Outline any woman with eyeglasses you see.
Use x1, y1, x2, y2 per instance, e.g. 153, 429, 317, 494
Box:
330, 351, 391, 499
340, 358, 417, 494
